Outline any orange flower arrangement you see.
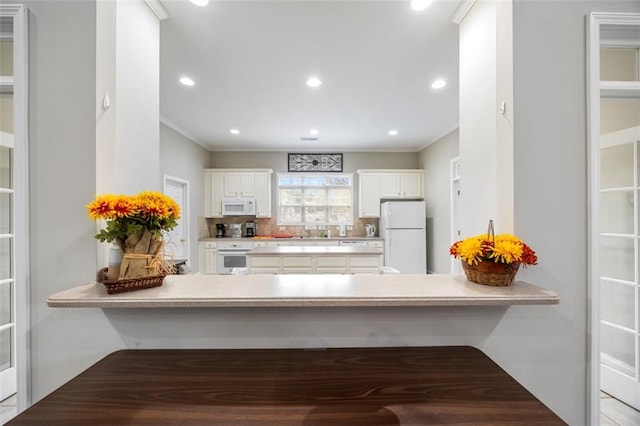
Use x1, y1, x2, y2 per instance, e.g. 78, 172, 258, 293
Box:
87, 191, 180, 245
450, 231, 537, 266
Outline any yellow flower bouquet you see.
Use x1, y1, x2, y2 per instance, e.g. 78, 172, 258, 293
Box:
87, 191, 180, 285
449, 220, 537, 286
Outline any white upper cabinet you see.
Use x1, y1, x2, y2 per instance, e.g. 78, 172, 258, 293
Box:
224, 172, 256, 197
204, 171, 224, 217
205, 168, 273, 218
357, 169, 424, 218
253, 171, 272, 218
358, 172, 381, 218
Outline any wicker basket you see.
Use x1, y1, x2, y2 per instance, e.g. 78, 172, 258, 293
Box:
461, 261, 520, 287
97, 267, 166, 294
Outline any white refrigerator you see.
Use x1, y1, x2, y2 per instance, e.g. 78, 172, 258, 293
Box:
379, 200, 427, 273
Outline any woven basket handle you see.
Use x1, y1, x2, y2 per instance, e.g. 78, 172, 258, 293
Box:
487, 220, 495, 243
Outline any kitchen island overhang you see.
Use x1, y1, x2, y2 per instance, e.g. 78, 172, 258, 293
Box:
47, 273, 559, 308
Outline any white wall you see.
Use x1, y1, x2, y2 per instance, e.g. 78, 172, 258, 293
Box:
418, 129, 459, 274
114, 0, 160, 193
458, 0, 498, 235
159, 123, 209, 272
23, 0, 124, 403
209, 151, 420, 171
499, 1, 640, 424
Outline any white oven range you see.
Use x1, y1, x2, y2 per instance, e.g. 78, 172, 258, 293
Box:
217, 240, 254, 274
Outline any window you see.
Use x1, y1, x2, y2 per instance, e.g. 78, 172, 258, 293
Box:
277, 173, 353, 226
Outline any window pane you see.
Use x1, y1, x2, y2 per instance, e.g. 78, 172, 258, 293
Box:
0, 93, 14, 135
304, 206, 326, 222
600, 190, 634, 234
0, 327, 11, 371
326, 176, 351, 186
0, 40, 12, 76
278, 175, 303, 186
328, 189, 350, 206
600, 236, 635, 282
280, 189, 301, 206
600, 48, 639, 82
601, 323, 635, 371
601, 98, 640, 136
303, 176, 326, 187
0, 281, 11, 326
0, 237, 10, 280
280, 206, 301, 222
303, 189, 326, 206
600, 280, 635, 329
601, 144, 634, 189
0, 192, 11, 234
328, 207, 351, 223
0, 146, 11, 189
277, 173, 353, 225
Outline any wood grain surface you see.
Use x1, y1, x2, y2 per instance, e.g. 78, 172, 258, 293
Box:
8, 346, 566, 425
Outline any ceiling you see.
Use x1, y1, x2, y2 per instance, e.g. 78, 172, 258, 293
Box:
159, 0, 461, 152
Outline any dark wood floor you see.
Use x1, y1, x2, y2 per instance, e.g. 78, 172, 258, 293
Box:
8, 346, 566, 425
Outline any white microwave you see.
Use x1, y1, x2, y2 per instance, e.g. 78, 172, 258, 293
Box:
222, 197, 256, 216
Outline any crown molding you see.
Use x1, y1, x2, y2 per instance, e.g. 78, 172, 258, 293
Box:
144, 0, 169, 20
451, 0, 477, 25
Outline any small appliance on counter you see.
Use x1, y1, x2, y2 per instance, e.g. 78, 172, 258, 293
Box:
365, 224, 376, 237
230, 223, 242, 238
245, 221, 257, 237
215, 223, 227, 238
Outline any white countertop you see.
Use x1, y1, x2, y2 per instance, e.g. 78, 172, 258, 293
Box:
247, 246, 383, 256
200, 237, 383, 242
47, 274, 559, 308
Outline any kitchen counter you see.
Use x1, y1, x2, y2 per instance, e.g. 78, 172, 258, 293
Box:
199, 236, 383, 242
247, 246, 383, 256
47, 274, 559, 308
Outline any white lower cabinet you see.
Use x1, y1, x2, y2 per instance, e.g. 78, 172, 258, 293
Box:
282, 256, 313, 274
199, 242, 218, 274
316, 256, 348, 274
248, 252, 382, 274
349, 256, 382, 274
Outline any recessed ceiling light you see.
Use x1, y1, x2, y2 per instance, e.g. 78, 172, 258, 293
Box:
431, 79, 447, 89
306, 77, 322, 88
410, 0, 433, 12
309, 129, 319, 136
388, 130, 398, 136
179, 76, 195, 86
190, 0, 209, 6
230, 129, 240, 135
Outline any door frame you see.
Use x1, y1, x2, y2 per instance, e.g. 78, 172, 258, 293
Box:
163, 175, 190, 263
0, 3, 30, 409
586, 11, 640, 424
450, 156, 460, 274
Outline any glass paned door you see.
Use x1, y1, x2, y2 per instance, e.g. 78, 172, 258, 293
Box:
598, 43, 640, 409
0, 15, 16, 401
0, 115, 15, 403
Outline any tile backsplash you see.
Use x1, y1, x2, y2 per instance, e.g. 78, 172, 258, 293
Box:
200, 216, 379, 238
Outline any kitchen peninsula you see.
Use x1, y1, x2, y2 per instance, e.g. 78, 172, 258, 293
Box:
47, 274, 559, 308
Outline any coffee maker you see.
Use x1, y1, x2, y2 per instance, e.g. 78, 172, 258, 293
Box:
245, 221, 256, 237
215, 223, 226, 238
